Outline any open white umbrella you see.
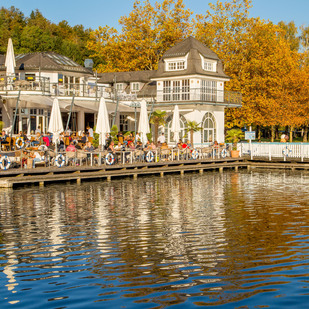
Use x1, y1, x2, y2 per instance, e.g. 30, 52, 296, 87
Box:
5, 38, 16, 90
48, 98, 64, 143
95, 97, 110, 148
138, 100, 150, 146
171, 105, 181, 144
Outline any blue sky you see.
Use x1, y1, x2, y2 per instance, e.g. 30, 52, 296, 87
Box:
1, 0, 308, 30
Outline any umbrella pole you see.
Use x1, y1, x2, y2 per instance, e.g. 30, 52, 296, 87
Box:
10, 90, 21, 142
65, 95, 75, 132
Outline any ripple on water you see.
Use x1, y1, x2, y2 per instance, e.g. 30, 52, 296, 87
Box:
0, 171, 308, 308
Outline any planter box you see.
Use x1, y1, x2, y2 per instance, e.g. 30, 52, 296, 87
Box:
231, 150, 239, 158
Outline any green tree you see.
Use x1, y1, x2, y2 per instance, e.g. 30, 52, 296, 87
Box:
185, 120, 202, 145
150, 110, 166, 145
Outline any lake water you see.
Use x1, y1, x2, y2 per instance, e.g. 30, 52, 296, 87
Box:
0, 170, 308, 308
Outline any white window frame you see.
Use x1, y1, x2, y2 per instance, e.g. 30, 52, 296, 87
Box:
116, 83, 125, 92
165, 54, 188, 72
163, 79, 190, 101
201, 112, 217, 144
131, 82, 140, 92
200, 55, 217, 72
201, 80, 217, 102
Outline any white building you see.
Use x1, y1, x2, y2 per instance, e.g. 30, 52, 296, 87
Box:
0, 37, 241, 145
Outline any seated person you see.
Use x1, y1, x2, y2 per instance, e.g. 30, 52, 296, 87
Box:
149, 142, 156, 150
83, 141, 94, 152
0, 130, 9, 144
108, 141, 115, 153
114, 142, 123, 151
186, 140, 192, 148
66, 142, 76, 152
80, 132, 87, 144
30, 151, 44, 167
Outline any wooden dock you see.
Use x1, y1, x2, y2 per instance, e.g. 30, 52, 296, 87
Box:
1, 157, 309, 189
0, 158, 247, 188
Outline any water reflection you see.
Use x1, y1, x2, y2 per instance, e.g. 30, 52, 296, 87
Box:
0, 170, 308, 308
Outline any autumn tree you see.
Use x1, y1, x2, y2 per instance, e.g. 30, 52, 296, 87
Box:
195, 0, 302, 141
87, 0, 193, 72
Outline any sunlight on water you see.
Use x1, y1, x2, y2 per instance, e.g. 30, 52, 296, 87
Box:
0, 170, 308, 308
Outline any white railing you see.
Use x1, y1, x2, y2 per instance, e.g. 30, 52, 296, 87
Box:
239, 142, 309, 161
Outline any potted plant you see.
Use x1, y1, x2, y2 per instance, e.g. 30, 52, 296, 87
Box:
225, 128, 244, 158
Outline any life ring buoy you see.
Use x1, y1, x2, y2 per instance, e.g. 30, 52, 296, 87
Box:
55, 154, 65, 167
0, 155, 11, 170
15, 137, 25, 149
282, 147, 292, 157
221, 149, 227, 158
146, 151, 154, 163
105, 153, 115, 165
191, 149, 199, 160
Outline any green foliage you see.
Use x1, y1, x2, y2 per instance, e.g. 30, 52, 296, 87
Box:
150, 110, 166, 144
184, 120, 202, 145
111, 124, 118, 142
225, 128, 244, 150
0, 6, 94, 65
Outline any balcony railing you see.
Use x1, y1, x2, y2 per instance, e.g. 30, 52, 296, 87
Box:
0, 75, 241, 106
156, 88, 241, 106
0, 76, 139, 101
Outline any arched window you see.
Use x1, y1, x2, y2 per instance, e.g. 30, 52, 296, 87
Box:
165, 114, 187, 144
201, 112, 216, 143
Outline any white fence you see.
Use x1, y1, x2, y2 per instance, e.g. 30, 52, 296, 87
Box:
239, 142, 309, 161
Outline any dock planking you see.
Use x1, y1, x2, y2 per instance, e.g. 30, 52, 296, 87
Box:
0, 158, 246, 188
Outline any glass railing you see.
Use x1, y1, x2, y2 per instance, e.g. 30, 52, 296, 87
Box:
1, 76, 241, 106
156, 88, 241, 105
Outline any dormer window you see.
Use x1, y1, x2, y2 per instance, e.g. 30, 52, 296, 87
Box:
168, 61, 185, 71
204, 61, 214, 71
116, 83, 125, 91
131, 82, 140, 92
200, 55, 217, 72
165, 55, 188, 71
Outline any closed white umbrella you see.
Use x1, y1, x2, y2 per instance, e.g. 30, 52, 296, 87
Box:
171, 105, 181, 144
5, 38, 16, 76
95, 97, 110, 148
48, 98, 64, 143
138, 100, 150, 145
5, 38, 16, 90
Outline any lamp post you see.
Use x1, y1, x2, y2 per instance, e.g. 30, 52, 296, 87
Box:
130, 102, 140, 145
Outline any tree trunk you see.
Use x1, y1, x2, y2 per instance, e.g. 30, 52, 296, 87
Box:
271, 125, 275, 142
257, 125, 261, 141
275, 125, 279, 140
289, 126, 293, 142
154, 123, 159, 146
190, 130, 194, 146
303, 126, 308, 143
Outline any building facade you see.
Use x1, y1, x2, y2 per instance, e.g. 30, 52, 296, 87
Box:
0, 37, 241, 145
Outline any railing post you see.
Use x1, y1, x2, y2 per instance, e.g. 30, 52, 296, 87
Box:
269, 143, 271, 161
301, 143, 304, 162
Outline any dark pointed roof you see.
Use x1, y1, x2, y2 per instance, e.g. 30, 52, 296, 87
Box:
98, 70, 155, 84
162, 36, 219, 60
152, 37, 229, 80
0, 52, 92, 75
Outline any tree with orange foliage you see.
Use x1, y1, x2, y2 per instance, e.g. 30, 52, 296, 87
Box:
87, 0, 193, 72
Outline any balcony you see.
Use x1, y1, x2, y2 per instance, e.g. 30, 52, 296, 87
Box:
156, 88, 242, 106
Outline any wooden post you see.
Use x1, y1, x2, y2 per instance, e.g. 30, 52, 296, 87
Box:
160, 171, 164, 177
180, 170, 184, 176
107, 176, 111, 182
219, 167, 223, 173
235, 166, 238, 172
77, 178, 81, 185
133, 174, 138, 180
39, 181, 44, 187
199, 169, 203, 174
